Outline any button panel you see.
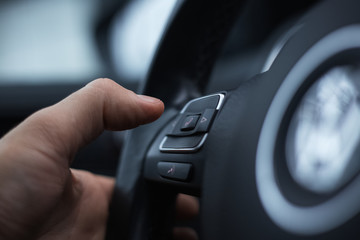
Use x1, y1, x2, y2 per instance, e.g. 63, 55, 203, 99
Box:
160, 93, 225, 153
168, 109, 216, 136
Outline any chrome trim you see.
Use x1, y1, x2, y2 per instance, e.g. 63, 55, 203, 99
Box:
159, 134, 208, 153
180, 93, 225, 113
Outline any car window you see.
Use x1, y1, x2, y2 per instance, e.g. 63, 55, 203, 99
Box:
108, 0, 177, 81
0, 0, 107, 84
0, 0, 177, 86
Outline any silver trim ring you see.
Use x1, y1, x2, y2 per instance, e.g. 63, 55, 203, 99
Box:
256, 25, 360, 235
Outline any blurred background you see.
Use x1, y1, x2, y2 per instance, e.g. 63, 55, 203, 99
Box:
0, 0, 179, 176
0, 0, 317, 176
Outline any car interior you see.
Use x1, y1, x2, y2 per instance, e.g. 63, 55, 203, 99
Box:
2, 0, 360, 239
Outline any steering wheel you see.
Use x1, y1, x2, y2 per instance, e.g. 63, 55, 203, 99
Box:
106, 0, 360, 239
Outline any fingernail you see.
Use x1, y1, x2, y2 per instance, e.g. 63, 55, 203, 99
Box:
137, 94, 161, 104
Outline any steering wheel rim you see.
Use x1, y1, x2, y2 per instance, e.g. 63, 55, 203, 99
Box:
106, 1, 246, 239
201, 0, 360, 239
107, 0, 360, 239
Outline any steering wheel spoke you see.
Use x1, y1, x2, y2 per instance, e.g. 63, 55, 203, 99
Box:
144, 93, 225, 196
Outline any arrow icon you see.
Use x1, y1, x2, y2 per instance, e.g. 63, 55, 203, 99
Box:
184, 117, 194, 127
200, 117, 207, 123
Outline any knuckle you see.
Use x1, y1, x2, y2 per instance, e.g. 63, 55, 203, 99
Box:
87, 78, 116, 90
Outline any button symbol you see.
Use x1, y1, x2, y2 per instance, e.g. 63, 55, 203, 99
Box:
200, 117, 208, 123
181, 115, 200, 131
184, 117, 194, 127
167, 165, 175, 175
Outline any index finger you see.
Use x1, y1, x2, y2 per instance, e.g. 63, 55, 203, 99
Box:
1, 78, 164, 164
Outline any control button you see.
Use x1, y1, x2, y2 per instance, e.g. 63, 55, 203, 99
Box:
157, 162, 192, 181
197, 109, 216, 132
160, 134, 208, 153
162, 135, 203, 148
181, 115, 200, 131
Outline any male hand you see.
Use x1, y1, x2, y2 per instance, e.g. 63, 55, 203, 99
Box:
0, 79, 197, 240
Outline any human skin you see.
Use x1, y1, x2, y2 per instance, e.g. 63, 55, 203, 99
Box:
0, 78, 198, 240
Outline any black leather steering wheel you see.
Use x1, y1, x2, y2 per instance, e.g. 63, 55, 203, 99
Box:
107, 0, 360, 239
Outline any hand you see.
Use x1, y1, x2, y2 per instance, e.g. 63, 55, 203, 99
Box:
0, 79, 198, 240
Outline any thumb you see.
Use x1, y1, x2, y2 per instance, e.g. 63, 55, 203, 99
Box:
1, 78, 164, 163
